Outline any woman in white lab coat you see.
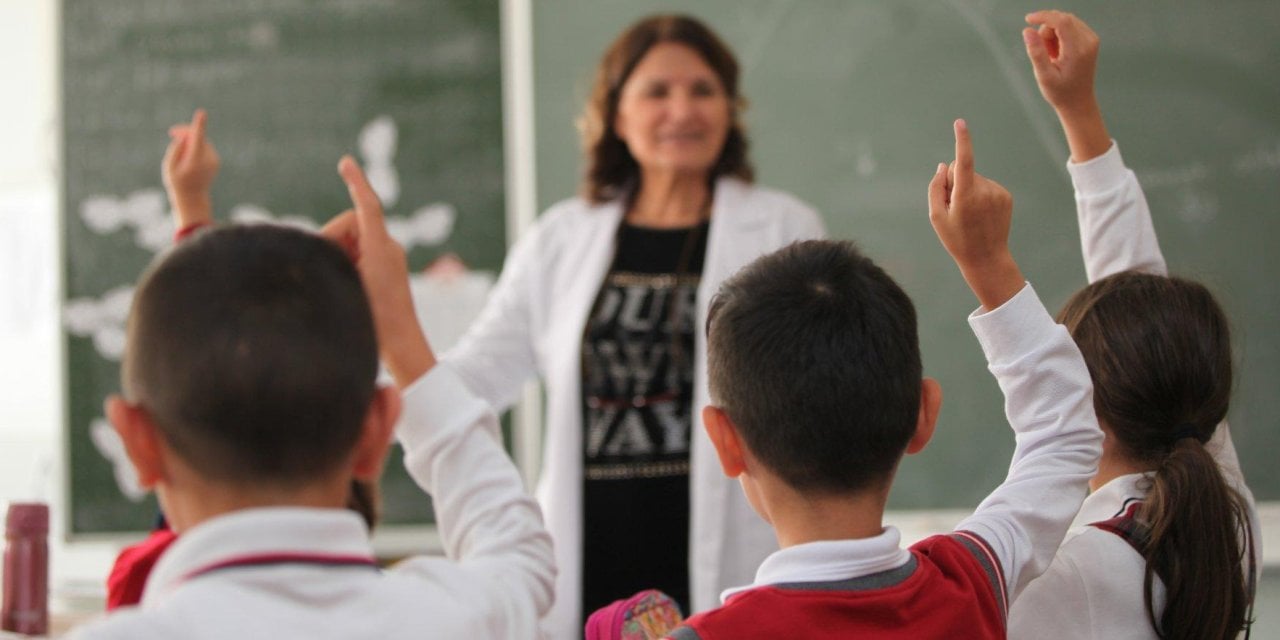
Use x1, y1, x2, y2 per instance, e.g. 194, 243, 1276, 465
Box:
439, 14, 824, 637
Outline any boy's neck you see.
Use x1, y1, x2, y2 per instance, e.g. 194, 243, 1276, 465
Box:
759, 479, 889, 548
161, 470, 352, 534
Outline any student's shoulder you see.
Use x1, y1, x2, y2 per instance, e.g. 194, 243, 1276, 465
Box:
911, 533, 1009, 608
1056, 525, 1147, 582
64, 607, 178, 640
661, 592, 761, 640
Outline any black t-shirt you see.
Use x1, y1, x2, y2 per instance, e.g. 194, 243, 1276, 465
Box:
580, 220, 708, 620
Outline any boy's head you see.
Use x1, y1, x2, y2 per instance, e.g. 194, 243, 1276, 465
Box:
113, 225, 387, 497
703, 239, 938, 498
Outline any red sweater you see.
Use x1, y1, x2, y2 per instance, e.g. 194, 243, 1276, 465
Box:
665, 533, 1006, 639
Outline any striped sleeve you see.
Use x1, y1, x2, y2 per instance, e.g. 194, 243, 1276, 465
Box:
950, 531, 1009, 619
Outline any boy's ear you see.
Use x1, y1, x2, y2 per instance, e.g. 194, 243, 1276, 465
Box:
906, 378, 942, 455
351, 386, 401, 482
702, 405, 747, 478
105, 395, 167, 488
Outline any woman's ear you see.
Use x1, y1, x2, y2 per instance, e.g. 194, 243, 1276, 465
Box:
352, 386, 401, 481
702, 405, 747, 477
105, 396, 167, 488
906, 378, 942, 455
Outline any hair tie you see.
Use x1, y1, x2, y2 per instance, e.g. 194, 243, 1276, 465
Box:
1171, 423, 1201, 443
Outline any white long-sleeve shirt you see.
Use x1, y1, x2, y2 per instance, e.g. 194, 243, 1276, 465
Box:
69, 366, 555, 640
1007, 142, 1262, 639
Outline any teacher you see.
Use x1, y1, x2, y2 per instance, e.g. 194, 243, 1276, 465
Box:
440, 14, 825, 635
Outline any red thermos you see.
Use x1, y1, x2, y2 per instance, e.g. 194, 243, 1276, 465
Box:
2, 503, 48, 635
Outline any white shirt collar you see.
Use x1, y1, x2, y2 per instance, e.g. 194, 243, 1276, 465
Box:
143, 507, 372, 605
1073, 472, 1151, 527
720, 526, 913, 603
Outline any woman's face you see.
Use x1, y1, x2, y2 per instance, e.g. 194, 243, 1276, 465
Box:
613, 42, 732, 179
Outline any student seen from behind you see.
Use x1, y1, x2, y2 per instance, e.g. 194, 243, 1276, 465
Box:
70, 158, 554, 638
653, 120, 1103, 638
104, 109, 384, 610
1007, 10, 1258, 639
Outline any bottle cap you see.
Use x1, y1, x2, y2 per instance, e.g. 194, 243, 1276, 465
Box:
5, 503, 49, 536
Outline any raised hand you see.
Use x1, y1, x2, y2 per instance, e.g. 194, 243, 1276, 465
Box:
1024, 10, 1111, 161
322, 156, 436, 388
162, 109, 220, 228
928, 119, 1025, 310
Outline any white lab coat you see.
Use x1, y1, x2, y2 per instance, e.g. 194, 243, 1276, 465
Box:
440, 176, 826, 637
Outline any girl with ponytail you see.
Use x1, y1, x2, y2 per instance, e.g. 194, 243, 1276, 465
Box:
1007, 11, 1259, 639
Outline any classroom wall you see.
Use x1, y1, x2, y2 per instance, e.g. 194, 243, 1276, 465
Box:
0, 0, 121, 604
0, 0, 61, 526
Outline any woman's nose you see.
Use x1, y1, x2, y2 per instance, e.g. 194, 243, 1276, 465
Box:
668, 90, 696, 120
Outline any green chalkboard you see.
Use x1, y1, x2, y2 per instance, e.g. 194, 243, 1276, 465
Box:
62, 0, 505, 534
533, 0, 1280, 507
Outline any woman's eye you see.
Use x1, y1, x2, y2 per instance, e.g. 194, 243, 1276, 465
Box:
692, 81, 721, 97
643, 84, 669, 99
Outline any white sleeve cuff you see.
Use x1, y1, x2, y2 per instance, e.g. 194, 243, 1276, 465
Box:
967, 284, 1061, 366
397, 363, 501, 450
1066, 140, 1130, 195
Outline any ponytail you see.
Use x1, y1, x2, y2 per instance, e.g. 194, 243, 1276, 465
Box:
1142, 437, 1249, 639
1058, 272, 1252, 639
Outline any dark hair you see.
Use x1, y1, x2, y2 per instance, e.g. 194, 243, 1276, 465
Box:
706, 240, 921, 494
122, 225, 379, 488
579, 14, 753, 204
1058, 271, 1250, 639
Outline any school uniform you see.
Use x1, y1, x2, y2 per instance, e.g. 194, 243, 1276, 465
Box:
440, 177, 825, 637
665, 284, 1104, 639
1006, 142, 1262, 638
68, 367, 555, 640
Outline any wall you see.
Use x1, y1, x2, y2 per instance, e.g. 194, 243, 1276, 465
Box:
0, 0, 120, 608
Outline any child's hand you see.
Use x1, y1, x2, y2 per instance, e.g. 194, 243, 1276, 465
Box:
162, 109, 219, 229
322, 156, 436, 388
1023, 10, 1111, 163
1023, 11, 1099, 115
928, 119, 1025, 311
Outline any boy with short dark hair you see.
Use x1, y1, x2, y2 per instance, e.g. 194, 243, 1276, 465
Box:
71, 158, 554, 639
661, 121, 1103, 638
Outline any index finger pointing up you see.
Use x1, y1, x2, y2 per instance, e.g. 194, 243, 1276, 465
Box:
338, 155, 387, 239
188, 109, 208, 153
952, 119, 974, 194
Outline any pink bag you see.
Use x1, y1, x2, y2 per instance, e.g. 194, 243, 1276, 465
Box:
584, 589, 684, 640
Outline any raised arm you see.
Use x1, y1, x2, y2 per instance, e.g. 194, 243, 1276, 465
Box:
1024, 11, 1165, 280
322, 159, 554, 636
929, 120, 1103, 597
162, 109, 220, 231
